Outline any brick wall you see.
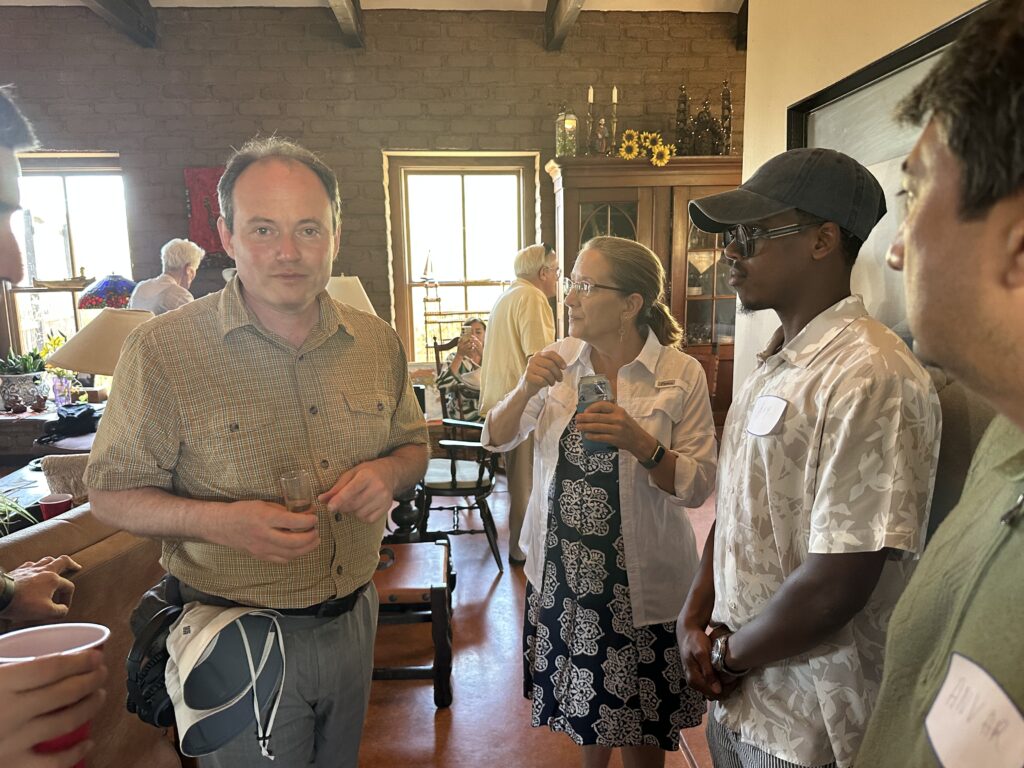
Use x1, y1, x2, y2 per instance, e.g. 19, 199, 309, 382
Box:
0, 7, 746, 320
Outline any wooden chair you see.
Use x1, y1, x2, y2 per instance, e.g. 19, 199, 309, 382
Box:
372, 540, 455, 707
418, 337, 502, 572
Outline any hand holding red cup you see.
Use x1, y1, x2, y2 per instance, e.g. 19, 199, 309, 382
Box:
0, 623, 109, 768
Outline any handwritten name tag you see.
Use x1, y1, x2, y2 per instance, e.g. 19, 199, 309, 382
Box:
746, 395, 787, 436
925, 653, 1024, 768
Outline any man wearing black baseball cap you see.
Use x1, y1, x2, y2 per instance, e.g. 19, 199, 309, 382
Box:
677, 147, 941, 768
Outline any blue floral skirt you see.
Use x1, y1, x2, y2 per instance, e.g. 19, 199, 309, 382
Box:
522, 416, 705, 750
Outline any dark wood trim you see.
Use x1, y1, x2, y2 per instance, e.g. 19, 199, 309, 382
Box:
328, 0, 366, 49
545, 0, 585, 52
735, 0, 748, 51
786, 3, 987, 149
80, 0, 157, 48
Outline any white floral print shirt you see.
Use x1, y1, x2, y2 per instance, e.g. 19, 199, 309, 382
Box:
711, 296, 941, 768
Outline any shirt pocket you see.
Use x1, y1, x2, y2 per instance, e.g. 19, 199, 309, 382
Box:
332, 388, 396, 460
185, 407, 280, 497
632, 386, 685, 439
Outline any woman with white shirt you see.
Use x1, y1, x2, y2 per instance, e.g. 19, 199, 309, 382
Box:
483, 237, 717, 768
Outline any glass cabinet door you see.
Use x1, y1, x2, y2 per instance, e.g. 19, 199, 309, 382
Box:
685, 222, 735, 345
579, 202, 638, 242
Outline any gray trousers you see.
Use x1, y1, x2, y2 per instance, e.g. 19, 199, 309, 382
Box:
199, 583, 379, 768
707, 711, 838, 768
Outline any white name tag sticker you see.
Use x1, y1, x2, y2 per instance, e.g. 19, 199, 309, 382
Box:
746, 395, 787, 436
925, 653, 1024, 768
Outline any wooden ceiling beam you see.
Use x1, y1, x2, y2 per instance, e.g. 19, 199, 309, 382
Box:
328, 0, 366, 49
545, 0, 585, 52
80, 0, 157, 48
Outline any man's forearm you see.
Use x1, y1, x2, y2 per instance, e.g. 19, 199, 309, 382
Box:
377, 443, 429, 495
681, 521, 717, 628
726, 549, 888, 670
88, 487, 228, 544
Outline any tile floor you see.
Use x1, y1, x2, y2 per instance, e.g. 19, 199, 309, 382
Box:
363, 476, 716, 768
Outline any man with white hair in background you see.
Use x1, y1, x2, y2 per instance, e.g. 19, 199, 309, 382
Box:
479, 243, 558, 565
128, 237, 205, 314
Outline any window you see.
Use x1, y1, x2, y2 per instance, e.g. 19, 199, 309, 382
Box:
5, 153, 132, 354
386, 154, 539, 362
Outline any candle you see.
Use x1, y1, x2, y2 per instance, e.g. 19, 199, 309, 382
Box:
588, 85, 594, 104
612, 86, 618, 104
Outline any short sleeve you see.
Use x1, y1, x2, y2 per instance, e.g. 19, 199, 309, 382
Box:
518, 294, 555, 358
382, 331, 429, 453
809, 369, 941, 556
85, 329, 182, 491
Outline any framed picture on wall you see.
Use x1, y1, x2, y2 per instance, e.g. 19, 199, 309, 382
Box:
786, 5, 983, 346
184, 166, 228, 265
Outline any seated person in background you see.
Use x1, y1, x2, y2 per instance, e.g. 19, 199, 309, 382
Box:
128, 237, 205, 314
436, 318, 486, 421
0, 84, 106, 768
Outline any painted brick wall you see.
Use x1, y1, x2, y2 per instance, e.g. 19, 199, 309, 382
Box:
0, 7, 746, 319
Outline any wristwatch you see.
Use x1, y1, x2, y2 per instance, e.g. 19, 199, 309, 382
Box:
0, 570, 16, 614
639, 442, 666, 470
710, 632, 749, 677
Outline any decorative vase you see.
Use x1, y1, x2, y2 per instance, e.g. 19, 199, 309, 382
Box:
50, 375, 75, 407
0, 373, 48, 408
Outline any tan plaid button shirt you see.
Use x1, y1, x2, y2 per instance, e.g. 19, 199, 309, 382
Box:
86, 278, 427, 608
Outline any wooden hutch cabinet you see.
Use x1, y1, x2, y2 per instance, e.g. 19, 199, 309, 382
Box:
546, 156, 742, 430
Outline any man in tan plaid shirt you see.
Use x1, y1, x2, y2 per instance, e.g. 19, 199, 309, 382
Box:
87, 138, 428, 767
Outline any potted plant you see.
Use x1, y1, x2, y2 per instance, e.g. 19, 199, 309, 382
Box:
0, 492, 37, 535
0, 349, 49, 408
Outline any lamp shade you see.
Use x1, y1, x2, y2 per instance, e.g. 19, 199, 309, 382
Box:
46, 308, 154, 375
77, 274, 136, 309
325, 276, 376, 316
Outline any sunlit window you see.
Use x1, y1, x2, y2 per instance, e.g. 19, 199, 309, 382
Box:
7, 155, 132, 353
405, 171, 521, 361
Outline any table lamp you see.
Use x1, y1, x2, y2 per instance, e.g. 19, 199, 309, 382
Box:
326, 276, 376, 316
76, 274, 137, 310
45, 308, 155, 376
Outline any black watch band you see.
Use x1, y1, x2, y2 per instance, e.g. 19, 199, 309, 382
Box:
639, 443, 666, 470
0, 571, 16, 614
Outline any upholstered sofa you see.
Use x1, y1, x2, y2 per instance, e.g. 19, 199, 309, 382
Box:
0, 504, 182, 768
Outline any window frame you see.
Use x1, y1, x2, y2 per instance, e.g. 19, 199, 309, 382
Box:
384, 152, 540, 359
2, 153, 128, 355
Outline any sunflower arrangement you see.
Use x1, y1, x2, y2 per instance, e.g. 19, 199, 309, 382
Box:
618, 129, 678, 168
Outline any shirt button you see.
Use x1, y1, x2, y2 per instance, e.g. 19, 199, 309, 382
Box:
335, 565, 343, 575
334, 512, 341, 522
309, 405, 318, 415
229, 423, 239, 432
320, 459, 329, 469
377, 401, 384, 411
298, 354, 305, 361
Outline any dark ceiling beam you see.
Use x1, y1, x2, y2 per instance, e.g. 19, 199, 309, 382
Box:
736, 0, 748, 51
545, 0, 585, 52
328, 0, 366, 49
80, 0, 157, 48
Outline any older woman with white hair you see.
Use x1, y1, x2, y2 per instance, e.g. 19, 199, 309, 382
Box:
128, 237, 205, 315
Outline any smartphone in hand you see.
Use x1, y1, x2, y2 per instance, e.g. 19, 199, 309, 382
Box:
577, 374, 614, 453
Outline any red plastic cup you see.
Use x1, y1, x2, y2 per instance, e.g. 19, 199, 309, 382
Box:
0, 623, 110, 768
39, 492, 74, 520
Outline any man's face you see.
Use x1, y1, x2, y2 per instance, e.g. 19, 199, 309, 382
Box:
539, 255, 560, 298
887, 119, 998, 376
217, 158, 338, 316
722, 211, 813, 313
0, 149, 25, 285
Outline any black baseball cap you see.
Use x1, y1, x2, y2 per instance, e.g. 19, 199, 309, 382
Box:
689, 148, 886, 242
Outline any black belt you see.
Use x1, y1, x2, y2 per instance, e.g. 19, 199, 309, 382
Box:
178, 582, 369, 619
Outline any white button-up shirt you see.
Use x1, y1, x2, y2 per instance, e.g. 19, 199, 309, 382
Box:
128, 273, 194, 315
482, 329, 717, 626
712, 296, 941, 768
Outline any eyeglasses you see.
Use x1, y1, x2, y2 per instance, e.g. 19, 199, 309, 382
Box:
723, 222, 819, 260
561, 276, 628, 298
541, 264, 562, 278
